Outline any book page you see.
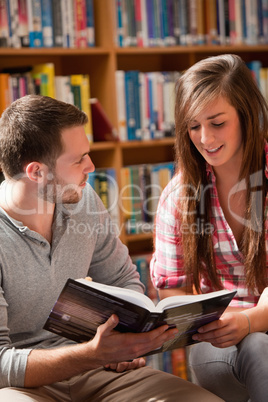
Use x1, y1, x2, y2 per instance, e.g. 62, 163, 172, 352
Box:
76, 279, 156, 311
156, 289, 236, 311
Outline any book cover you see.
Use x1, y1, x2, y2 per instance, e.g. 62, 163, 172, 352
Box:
44, 278, 236, 354
90, 98, 118, 142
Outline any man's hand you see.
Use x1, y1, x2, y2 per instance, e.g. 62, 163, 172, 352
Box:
104, 358, 146, 372
88, 314, 178, 367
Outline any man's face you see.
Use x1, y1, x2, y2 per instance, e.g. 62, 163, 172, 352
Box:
40, 126, 95, 204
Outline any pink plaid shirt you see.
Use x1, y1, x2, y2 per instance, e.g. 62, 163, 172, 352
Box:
151, 144, 268, 308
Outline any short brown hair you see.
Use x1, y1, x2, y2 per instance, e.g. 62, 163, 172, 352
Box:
0, 95, 88, 178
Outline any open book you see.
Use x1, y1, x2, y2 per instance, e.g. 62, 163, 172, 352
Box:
44, 278, 236, 355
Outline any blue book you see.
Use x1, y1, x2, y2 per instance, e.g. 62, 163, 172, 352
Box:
125, 71, 140, 140
146, 0, 155, 46
27, 0, 43, 47
115, 0, 124, 47
246, 60, 262, 88
86, 0, 95, 46
41, 0, 53, 47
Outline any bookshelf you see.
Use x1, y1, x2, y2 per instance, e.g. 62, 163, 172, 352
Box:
1, 0, 268, 256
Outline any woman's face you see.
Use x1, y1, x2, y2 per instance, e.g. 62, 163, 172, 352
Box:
188, 96, 243, 175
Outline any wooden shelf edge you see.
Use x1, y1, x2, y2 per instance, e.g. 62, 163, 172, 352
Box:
0, 47, 111, 56
115, 44, 268, 55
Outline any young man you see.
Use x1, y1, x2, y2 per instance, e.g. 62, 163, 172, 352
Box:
0, 95, 223, 401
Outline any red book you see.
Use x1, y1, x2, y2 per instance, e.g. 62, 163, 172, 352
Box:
90, 98, 118, 142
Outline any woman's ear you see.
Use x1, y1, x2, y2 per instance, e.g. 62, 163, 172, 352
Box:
25, 162, 46, 183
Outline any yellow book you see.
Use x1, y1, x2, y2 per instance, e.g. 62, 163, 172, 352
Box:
70, 74, 93, 143
31, 63, 55, 98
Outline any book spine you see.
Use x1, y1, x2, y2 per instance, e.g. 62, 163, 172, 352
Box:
135, 0, 143, 46
27, 0, 43, 47
106, 168, 120, 233
52, 0, 63, 46
66, 0, 75, 47
9, 0, 21, 48
216, 0, 225, 44
0, 0, 9, 47
0, 73, 11, 115
196, 0, 205, 44
115, 70, 128, 141
146, 0, 155, 46
31, 63, 55, 97
125, 71, 137, 140
245, 0, 258, 45
74, 0, 87, 48
41, 0, 53, 47
140, 0, 148, 46
85, 0, 95, 46
18, 0, 29, 46
179, 0, 188, 45
263, 0, 268, 44
257, 0, 264, 43
115, 0, 124, 47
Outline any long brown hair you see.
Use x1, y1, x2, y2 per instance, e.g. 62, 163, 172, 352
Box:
174, 54, 268, 294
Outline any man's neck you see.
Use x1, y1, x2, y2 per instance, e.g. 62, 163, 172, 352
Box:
0, 179, 55, 243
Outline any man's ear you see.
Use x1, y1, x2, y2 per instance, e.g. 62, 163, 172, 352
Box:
25, 162, 47, 183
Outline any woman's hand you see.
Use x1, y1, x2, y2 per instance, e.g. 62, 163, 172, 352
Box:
192, 311, 250, 348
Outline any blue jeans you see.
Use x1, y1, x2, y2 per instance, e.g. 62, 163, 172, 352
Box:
188, 332, 268, 402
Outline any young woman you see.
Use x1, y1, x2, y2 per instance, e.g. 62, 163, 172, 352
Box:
150, 54, 268, 402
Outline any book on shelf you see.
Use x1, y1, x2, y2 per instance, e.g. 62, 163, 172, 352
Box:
27, 0, 43, 47
116, 69, 177, 141
85, 0, 95, 46
44, 277, 236, 355
70, 74, 93, 143
41, 0, 53, 47
87, 168, 120, 232
31, 63, 55, 98
90, 98, 118, 142
121, 161, 175, 234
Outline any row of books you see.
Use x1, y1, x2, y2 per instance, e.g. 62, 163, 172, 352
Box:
87, 168, 121, 234
0, 63, 93, 142
116, 70, 179, 141
121, 161, 175, 234
131, 252, 189, 379
247, 60, 268, 103
114, 0, 268, 47
0, 0, 95, 48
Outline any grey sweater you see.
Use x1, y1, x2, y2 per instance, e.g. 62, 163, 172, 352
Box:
0, 183, 143, 388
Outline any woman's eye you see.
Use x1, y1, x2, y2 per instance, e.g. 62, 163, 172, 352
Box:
190, 125, 200, 131
212, 122, 224, 127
